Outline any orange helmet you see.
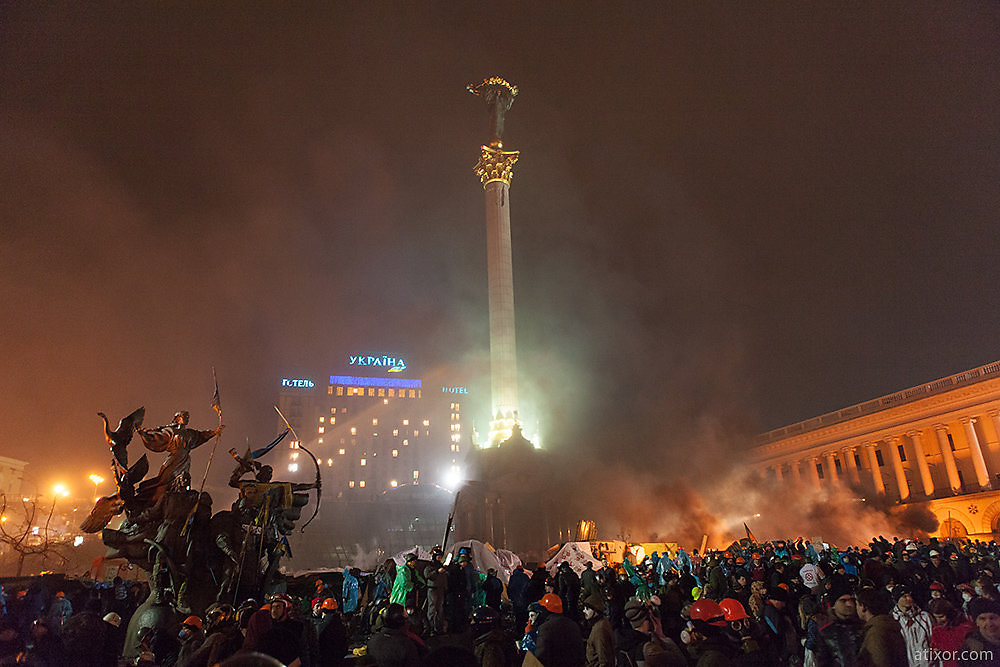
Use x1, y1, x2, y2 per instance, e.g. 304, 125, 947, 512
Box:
182, 615, 203, 630
719, 598, 748, 621
321, 597, 338, 611
539, 593, 563, 614
689, 598, 726, 627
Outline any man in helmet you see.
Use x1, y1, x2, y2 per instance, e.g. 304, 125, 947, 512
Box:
424, 548, 448, 636
533, 593, 585, 667
255, 594, 307, 667
176, 615, 205, 666
471, 605, 516, 667
686, 597, 738, 666
185, 603, 243, 665
315, 598, 348, 667
367, 602, 427, 666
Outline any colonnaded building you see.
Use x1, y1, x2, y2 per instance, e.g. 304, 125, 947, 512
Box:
750, 360, 1000, 540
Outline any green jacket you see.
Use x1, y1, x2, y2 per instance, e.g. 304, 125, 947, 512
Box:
390, 563, 414, 604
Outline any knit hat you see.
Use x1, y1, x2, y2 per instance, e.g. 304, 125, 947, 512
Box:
624, 599, 649, 628
968, 597, 1000, 620
582, 592, 605, 613
767, 587, 789, 602
893, 586, 912, 603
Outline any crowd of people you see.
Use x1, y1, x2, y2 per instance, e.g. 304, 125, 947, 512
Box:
1, 535, 999, 666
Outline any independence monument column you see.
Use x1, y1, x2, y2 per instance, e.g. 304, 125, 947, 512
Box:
469, 76, 521, 446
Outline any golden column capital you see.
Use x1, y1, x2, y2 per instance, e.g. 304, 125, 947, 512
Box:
474, 145, 520, 187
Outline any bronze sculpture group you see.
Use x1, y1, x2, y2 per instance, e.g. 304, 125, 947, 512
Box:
82, 406, 318, 656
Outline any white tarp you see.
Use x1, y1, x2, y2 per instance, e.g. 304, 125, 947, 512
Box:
545, 542, 605, 575
391, 546, 434, 566
449, 539, 522, 584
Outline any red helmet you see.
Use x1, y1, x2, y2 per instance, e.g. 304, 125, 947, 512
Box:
321, 597, 338, 611
719, 598, 748, 621
689, 598, 727, 627
539, 593, 563, 614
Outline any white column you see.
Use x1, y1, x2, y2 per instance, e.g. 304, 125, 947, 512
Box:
791, 460, 802, 486
935, 424, 962, 493
908, 430, 934, 497
774, 464, 784, 482
961, 417, 991, 489
844, 446, 861, 485
887, 436, 909, 501
825, 451, 840, 485
809, 457, 822, 490
867, 442, 886, 495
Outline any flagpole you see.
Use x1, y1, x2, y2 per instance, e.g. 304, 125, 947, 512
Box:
182, 368, 224, 537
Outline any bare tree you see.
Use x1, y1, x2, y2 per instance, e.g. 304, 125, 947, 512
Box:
0, 493, 69, 576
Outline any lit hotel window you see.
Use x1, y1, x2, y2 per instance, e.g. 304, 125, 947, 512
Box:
450, 403, 455, 410
409, 390, 416, 398
351, 427, 357, 435
359, 480, 365, 488
327, 459, 332, 466
402, 419, 409, 426
349, 481, 355, 488
383, 399, 389, 405
413, 470, 419, 479
372, 418, 378, 426
414, 430, 419, 437
454, 403, 460, 410
388, 389, 395, 397
330, 417, 335, 424
319, 417, 325, 423
423, 419, 430, 426
318, 427, 324, 434
318, 439, 323, 444
392, 450, 398, 458
328, 386, 333, 395
360, 458, 367, 466
368, 388, 375, 396
402, 439, 408, 446
390, 480, 398, 488
378, 388, 385, 396
331, 408, 337, 414
336, 387, 343, 396
393, 429, 398, 437
339, 448, 345, 455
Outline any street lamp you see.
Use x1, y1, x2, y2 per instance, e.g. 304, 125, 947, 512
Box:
89, 474, 104, 502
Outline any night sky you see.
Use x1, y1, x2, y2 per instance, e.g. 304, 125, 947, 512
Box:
2, 4, 999, 503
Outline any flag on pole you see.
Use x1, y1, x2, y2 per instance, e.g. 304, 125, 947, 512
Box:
744, 522, 757, 543
250, 428, 291, 460
211, 367, 222, 416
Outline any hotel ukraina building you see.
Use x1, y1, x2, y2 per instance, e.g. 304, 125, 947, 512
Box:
750, 360, 1000, 540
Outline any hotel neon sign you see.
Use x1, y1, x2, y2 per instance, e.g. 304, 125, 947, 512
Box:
348, 355, 407, 373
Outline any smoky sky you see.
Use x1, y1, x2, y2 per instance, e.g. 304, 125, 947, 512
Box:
2, 3, 999, 502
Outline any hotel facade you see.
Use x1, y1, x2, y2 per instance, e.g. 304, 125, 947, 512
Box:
750, 360, 1000, 540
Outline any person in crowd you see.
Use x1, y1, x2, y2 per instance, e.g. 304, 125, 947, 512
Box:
581, 592, 613, 667
315, 597, 348, 667
556, 562, 582, 622
24, 619, 66, 665
175, 615, 205, 666
533, 593, 585, 667
255, 594, 308, 666
855, 588, 907, 667
814, 585, 863, 667
470, 605, 514, 667
927, 598, 974, 667
507, 564, 531, 631
424, 550, 448, 636
889, 586, 933, 667
761, 586, 798, 664
685, 597, 738, 666
958, 597, 1000, 667
720, 596, 766, 665
367, 602, 427, 667
483, 568, 503, 611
